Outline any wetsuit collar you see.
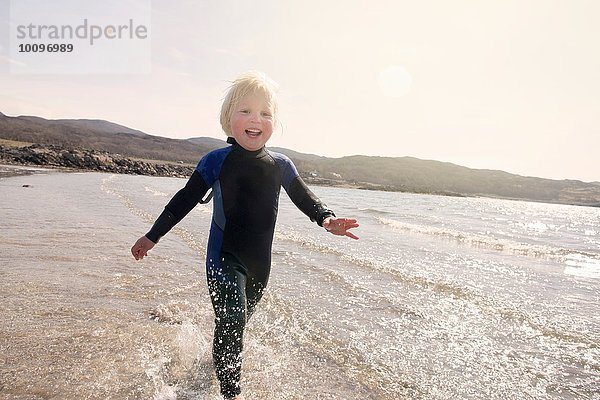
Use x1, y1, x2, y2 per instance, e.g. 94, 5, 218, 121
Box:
226, 136, 266, 157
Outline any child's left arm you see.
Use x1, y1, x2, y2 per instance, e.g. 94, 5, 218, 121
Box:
276, 153, 360, 239
322, 217, 360, 240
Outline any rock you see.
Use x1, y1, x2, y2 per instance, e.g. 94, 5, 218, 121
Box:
0, 143, 195, 178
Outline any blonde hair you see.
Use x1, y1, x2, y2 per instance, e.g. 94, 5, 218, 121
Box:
220, 71, 279, 136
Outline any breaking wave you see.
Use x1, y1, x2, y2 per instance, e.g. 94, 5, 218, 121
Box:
376, 217, 600, 265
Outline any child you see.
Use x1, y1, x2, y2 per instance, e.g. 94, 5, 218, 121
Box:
131, 71, 359, 400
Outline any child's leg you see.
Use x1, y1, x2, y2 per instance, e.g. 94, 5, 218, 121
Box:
207, 252, 270, 399
208, 254, 249, 399
245, 274, 267, 320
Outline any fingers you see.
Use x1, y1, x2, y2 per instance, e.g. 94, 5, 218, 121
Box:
340, 218, 359, 228
131, 244, 142, 260
135, 247, 148, 260
325, 218, 360, 239
331, 229, 359, 239
338, 219, 359, 232
346, 231, 360, 240
131, 238, 151, 260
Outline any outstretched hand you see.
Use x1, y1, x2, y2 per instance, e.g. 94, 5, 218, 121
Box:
131, 235, 155, 260
322, 217, 360, 240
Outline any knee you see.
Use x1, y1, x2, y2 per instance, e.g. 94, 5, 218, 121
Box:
210, 285, 246, 320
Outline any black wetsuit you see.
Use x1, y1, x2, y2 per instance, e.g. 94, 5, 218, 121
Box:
145, 137, 334, 398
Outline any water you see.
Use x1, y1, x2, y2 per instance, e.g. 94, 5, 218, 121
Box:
1, 169, 598, 399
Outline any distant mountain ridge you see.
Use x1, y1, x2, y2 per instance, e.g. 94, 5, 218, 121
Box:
0, 112, 219, 163
17, 116, 148, 137
1, 111, 599, 207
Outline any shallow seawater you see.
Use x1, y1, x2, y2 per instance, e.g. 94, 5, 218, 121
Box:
1, 170, 598, 399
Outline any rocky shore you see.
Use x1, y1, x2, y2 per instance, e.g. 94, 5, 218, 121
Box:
0, 143, 194, 178
2, 142, 599, 207
0, 143, 452, 194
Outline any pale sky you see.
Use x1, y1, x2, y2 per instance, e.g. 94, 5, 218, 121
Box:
1, 0, 599, 182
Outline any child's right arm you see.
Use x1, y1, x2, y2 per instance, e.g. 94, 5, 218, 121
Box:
130, 170, 209, 260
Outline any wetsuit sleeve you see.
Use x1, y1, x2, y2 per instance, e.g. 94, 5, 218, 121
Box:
275, 153, 335, 226
287, 176, 336, 226
145, 170, 209, 243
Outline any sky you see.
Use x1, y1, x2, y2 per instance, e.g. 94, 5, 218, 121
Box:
1, 0, 599, 182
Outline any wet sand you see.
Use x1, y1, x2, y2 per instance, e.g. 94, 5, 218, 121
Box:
0, 164, 56, 179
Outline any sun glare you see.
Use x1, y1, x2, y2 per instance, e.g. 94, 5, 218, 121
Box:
378, 65, 413, 98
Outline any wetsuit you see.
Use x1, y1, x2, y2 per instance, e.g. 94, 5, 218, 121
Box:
145, 137, 334, 398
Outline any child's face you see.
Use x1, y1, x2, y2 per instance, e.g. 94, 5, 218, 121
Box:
229, 92, 274, 151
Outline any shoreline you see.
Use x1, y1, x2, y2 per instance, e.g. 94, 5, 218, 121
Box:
3, 161, 597, 209
2, 143, 599, 208
0, 163, 62, 178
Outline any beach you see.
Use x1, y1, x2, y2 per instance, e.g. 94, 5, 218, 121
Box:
1, 167, 598, 399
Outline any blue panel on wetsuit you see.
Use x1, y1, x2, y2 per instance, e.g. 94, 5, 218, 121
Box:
212, 180, 226, 230
196, 146, 232, 186
206, 222, 225, 278
269, 151, 299, 191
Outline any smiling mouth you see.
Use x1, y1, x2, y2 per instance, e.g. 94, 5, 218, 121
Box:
245, 129, 262, 137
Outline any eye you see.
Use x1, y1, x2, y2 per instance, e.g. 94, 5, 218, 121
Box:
239, 109, 250, 114
261, 112, 273, 118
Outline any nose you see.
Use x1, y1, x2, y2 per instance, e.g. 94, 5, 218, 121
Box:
249, 111, 261, 122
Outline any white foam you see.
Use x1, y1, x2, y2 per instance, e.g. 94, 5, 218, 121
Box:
144, 186, 170, 197
376, 217, 563, 259
564, 254, 600, 279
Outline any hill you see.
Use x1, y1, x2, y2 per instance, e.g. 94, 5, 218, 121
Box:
0, 111, 216, 163
1, 111, 598, 207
